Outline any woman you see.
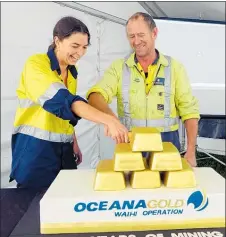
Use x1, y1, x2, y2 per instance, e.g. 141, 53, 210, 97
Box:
10, 16, 128, 189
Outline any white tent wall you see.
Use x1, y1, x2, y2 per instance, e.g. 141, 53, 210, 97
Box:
98, 18, 225, 157
1, 1, 101, 187
1, 2, 225, 188
98, 20, 131, 160
0, 1, 144, 187
154, 19, 225, 155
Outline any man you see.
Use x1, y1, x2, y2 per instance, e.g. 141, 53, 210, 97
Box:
86, 12, 200, 167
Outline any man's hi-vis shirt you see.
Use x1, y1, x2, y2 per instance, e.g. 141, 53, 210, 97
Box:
86, 50, 200, 133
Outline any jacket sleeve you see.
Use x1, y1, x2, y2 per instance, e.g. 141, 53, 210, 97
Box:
23, 57, 87, 126
174, 62, 200, 122
86, 60, 122, 104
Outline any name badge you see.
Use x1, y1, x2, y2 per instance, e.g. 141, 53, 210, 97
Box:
157, 104, 164, 110
154, 77, 165, 86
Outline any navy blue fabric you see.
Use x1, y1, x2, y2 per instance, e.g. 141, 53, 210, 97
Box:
161, 130, 181, 151
10, 133, 77, 189
46, 48, 88, 126
134, 49, 159, 65
142, 130, 181, 158
47, 48, 78, 78
43, 88, 88, 126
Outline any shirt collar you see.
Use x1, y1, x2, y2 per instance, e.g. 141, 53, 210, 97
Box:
126, 49, 169, 68
134, 49, 159, 65
47, 48, 78, 79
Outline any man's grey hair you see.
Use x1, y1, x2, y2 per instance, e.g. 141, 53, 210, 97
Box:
126, 12, 156, 31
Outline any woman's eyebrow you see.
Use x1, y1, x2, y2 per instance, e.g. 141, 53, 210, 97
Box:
72, 42, 89, 47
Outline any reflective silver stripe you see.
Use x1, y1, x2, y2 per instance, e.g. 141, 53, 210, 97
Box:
37, 82, 66, 106
18, 82, 66, 108
121, 55, 178, 131
121, 61, 132, 129
119, 117, 178, 128
163, 56, 171, 132
18, 98, 36, 108
13, 125, 73, 143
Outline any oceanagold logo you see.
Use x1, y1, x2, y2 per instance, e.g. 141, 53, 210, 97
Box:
187, 190, 209, 211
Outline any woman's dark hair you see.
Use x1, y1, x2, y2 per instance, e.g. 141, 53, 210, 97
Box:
48, 16, 91, 50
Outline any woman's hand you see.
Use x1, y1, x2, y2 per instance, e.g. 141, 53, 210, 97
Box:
72, 133, 82, 165
71, 101, 129, 143
73, 142, 82, 165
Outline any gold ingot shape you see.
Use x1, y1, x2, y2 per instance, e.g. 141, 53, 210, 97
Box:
163, 158, 196, 188
114, 143, 145, 171
130, 127, 163, 152
149, 142, 182, 171
130, 159, 161, 189
94, 160, 126, 191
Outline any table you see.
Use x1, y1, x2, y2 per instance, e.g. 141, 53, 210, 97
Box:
1, 188, 225, 237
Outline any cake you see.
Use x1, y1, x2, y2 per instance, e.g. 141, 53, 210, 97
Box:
40, 127, 225, 234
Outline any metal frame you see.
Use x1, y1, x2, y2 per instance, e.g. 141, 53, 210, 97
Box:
180, 123, 226, 166
54, 2, 127, 26
138, 2, 159, 17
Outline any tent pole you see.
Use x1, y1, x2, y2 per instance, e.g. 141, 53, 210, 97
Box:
54, 2, 127, 26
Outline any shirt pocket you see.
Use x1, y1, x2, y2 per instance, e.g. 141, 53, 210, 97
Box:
149, 85, 169, 116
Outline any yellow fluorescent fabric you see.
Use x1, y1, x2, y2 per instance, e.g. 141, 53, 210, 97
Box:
14, 54, 77, 136
136, 61, 158, 95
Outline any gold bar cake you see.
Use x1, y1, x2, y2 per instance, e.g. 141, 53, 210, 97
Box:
149, 142, 182, 171
129, 127, 163, 152
163, 158, 196, 188
94, 159, 126, 191
114, 143, 145, 171
130, 159, 161, 189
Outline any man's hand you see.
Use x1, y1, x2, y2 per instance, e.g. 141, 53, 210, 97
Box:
184, 149, 197, 167
184, 118, 198, 167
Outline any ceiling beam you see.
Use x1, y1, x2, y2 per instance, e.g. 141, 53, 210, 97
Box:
54, 2, 127, 26
139, 2, 168, 18
152, 2, 168, 17
138, 2, 159, 17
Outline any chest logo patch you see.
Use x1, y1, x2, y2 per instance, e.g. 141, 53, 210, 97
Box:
134, 78, 140, 83
154, 77, 165, 86
157, 104, 164, 110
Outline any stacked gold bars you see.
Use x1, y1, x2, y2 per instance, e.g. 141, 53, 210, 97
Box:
94, 127, 196, 191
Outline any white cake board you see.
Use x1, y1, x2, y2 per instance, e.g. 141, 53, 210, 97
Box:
40, 167, 225, 234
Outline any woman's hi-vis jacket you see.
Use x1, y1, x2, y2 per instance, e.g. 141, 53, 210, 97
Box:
10, 48, 87, 188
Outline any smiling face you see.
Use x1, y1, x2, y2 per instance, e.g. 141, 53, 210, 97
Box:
126, 16, 158, 58
54, 32, 89, 66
